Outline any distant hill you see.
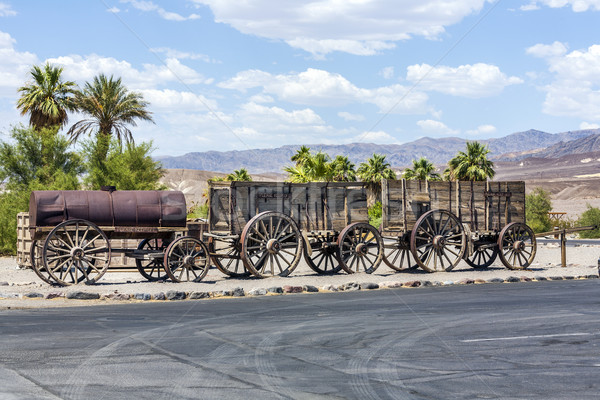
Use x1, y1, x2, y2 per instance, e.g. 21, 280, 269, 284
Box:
156, 128, 600, 173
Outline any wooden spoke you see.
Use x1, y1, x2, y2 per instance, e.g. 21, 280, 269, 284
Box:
209, 235, 251, 278
240, 211, 303, 278
135, 238, 170, 281
163, 237, 210, 282
465, 242, 498, 269
304, 233, 342, 275
336, 223, 383, 274
42, 219, 110, 286
498, 223, 537, 270
382, 237, 418, 272
410, 210, 465, 273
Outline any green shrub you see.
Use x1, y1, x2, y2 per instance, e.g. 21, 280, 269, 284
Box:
187, 201, 209, 219
578, 205, 600, 238
368, 201, 382, 229
526, 187, 552, 233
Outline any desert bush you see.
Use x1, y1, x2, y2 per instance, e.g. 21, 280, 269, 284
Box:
368, 201, 382, 228
577, 205, 600, 238
526, 187, 552, 233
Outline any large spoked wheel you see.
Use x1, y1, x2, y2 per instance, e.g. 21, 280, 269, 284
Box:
163, 237, 210, 282
304, 234, 342, 275
240, 211, 303, 278
208, 236, 250, 278
136, 238, 169, 281
43, 219, 110, 286
498, 222, 537, 270
464, 243, 498, 269
337, 222, 384, 274
410, 210, 466, 273
30, 240, 54, 284
382, 237, 418, 272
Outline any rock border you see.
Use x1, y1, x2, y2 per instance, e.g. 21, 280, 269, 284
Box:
1, 274, 597, 302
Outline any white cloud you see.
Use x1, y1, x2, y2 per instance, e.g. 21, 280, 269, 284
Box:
380, 66, 394, 80
406, 63, 523, 98
140, 89, 218, 111
522, 0, 600, 12
466, 124, 497, 136
356, 130, 396, 143
151, 47, 219, 63
219, 68, 429, 114
106, 6, 121, 13
48, 54, 209, 89
192, 0, 490, 56
121, 0, 201, 21
417, 119, 459, 135
526, 41, 568, 58
338, 111, 365, 122
529, 44, 600, 120
0, 2, 16, 17
580, 122, 600, 129
0, 31, 38, 96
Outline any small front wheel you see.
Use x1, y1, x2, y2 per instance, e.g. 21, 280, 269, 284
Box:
337, 223, 383, 274
163, 237, 210, 282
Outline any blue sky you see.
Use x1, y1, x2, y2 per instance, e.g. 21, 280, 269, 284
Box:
0, 0, 599, 156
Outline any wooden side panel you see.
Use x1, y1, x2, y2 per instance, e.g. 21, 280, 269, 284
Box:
346, 185, 368, 227
404, 180, 430, 229
209, 187, 231, 233
382, 179, 404, 230
325, 186, 348, 231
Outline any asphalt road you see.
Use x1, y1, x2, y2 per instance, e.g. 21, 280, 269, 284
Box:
1, 280, 599, 399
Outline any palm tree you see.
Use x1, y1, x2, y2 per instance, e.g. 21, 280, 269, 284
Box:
330, 155, 356, 182
403, 157, 441, 181
357, 153, 396, 205
447, 141, 495, 181
283, 165, 312, 183
291, 145, 311, 166
16, 63, 78, 131
284, 150, 333, 182
226, 168, 252, 181
68, 74, 154, 161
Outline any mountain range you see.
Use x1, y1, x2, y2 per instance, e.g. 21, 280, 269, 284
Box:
156, 128, 600, 173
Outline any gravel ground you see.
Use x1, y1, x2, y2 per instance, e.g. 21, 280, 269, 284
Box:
1, 241, 599, 309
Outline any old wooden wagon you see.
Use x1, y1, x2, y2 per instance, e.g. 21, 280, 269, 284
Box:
207, 181, 384, 277
28, 189, 210, 285
380, 179, 536, 272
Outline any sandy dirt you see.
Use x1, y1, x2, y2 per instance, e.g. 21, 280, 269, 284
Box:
1, 241, 599, 309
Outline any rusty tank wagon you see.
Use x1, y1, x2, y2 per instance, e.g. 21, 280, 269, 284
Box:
28, 189, 209, 286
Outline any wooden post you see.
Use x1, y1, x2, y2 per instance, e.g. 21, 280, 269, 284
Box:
561, 230, 567, 267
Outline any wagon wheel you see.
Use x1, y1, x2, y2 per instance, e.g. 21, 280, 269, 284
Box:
163, 236, 210, 282
208, 236, 250, 277
410, 210, 465, 273
382, 237, 419, 272
135, 238, 169, 281
464, 243, 498, 269
304, 234, 342, 275
337, 222, 384, 274
30, 240, 55, 284
497, 222, 537, 270
43, 219, 110, 286
240, 211, 303, 278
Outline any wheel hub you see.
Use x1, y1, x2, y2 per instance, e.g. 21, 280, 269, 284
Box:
183, 255, 196, 267
70, 247, 85, 261
355, 243, 368, 256
433, 235, 446, 249
513, 240, 525, 252
267, 239, 281, 254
